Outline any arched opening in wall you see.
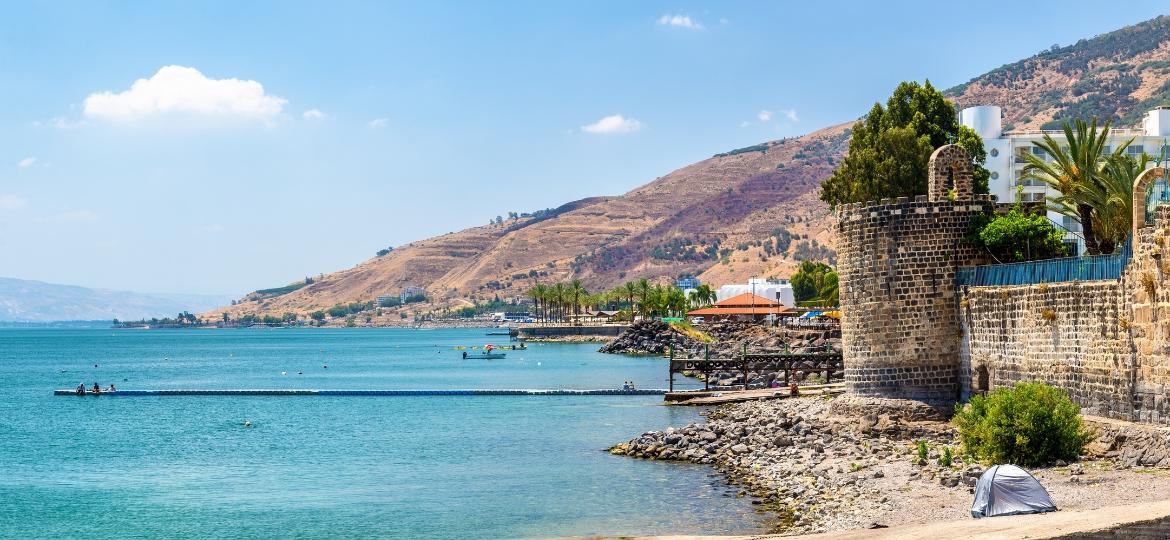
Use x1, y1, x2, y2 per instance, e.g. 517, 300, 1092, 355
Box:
975, 365, 989, 394
945, 167, 956, 197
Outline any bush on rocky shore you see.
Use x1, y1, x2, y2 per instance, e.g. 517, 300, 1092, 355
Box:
954, 382, 1094, 467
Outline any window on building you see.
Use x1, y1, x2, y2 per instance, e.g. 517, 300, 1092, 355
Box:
1015, 171, 1045, 187
1018, 192, 1046, 203
1063, 240, 1080, 257
1031, 146, 1048, 157
1101, 145, 1112, 155
989, 148, 999, 157
1127, 145, 1145, 156
990, 172, 999, 180
1061, 215, 1083, 232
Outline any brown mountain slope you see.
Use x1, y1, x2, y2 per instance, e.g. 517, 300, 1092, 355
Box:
208, 124, 848, 321
946, 15, 1170, 129
209, 14, 1170, 322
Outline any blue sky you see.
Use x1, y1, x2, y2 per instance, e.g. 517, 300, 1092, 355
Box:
1, 1, 1167, 295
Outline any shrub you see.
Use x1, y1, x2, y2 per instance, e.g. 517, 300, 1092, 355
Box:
940, 446, 953, 467
954, 382, 1093, 467
966, 208, 1068, 262
916, 440, 928, 461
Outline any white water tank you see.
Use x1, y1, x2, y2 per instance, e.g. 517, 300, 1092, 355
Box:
960, 106, 1003, 140
1144, 107, 1170, 136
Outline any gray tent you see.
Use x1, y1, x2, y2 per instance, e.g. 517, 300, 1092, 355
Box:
970, 464, 1057, 518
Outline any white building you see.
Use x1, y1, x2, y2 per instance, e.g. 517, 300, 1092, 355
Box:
716, 278, 794, 307
962, 105, 1170, 256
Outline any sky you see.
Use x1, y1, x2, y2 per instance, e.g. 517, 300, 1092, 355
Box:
2, 1, 1168, 295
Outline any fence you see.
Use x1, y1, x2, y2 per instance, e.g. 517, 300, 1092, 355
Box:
956, 239, 1132, 287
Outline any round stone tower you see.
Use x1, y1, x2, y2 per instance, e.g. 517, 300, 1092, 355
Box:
836, 144, 994, 403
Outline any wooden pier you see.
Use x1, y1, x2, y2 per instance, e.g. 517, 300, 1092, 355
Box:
666, 344, 844, 394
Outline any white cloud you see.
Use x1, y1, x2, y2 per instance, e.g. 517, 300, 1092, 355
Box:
0, 195, 28, 209
83, 65, 287, 122
302, 109, 328, 120
739, 121, 751, 128
758, 110, 773, 122
368, 117, 389, 129
657, 14, 703, 30
18, 157, 36, 168
782, 108, 799, 122
581, 114, 643, 134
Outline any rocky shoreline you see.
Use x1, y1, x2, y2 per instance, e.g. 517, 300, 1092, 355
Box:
610, 394, 1170, 536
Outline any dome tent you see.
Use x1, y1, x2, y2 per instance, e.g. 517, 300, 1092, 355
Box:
971, 464, 1057, 518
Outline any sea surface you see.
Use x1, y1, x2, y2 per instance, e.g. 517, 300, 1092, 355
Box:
0, 328, 766, 539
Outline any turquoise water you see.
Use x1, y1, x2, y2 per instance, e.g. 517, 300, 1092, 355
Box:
0, 328, 765, 538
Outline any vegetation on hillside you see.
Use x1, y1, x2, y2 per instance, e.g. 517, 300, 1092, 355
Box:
820, 80, 989, 207
954, 382, 1093, 467
949, 16, 1170, 128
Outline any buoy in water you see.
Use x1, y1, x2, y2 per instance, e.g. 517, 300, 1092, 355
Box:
281, 371, 287, 376
243, 420, 252, 428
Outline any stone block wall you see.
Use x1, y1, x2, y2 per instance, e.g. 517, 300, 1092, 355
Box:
958, 206, 1170, 424
837, 194, 994, 402
1124, 205, 1170, 422
961, 281, 1134, 420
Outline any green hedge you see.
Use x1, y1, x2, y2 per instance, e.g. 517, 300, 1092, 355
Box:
954, 382, 1093, 467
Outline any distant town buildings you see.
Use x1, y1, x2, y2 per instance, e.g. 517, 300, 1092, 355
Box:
675, 276, 700, 290
715, 278, 794, 307
400, 286, 426, 302
686, 292, 794, 322
961, 105, 1170, 255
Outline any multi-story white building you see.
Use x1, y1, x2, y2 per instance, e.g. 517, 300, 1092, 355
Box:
962, 105, 1170, 255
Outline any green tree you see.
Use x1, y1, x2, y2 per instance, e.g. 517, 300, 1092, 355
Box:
1020, 118, 1133, 255
967, 208, 1069, 262
820, 80, 989, 207
791, 261, 838, 305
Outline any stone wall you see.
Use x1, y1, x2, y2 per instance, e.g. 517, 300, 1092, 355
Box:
959, 205, 1170, 424
961, 281, 1134, 419
1124, 205, 1170, 422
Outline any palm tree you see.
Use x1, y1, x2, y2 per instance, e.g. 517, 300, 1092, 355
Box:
689, 284, 716, 308
532, 283, 552, 324
1021, 118, 1132, 255
569, 279, 587, 326
623, 281, 637, 313
1077, 152, 1147, 252
635, 279, 652, 319
550, 283, 567, 323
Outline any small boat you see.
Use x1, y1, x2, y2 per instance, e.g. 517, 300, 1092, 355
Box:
462, 351, 506, 360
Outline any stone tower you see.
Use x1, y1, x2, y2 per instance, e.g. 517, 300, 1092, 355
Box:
836, 144, 994, 403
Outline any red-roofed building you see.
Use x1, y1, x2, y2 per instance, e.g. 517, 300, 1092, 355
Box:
686, 293, 795, 322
